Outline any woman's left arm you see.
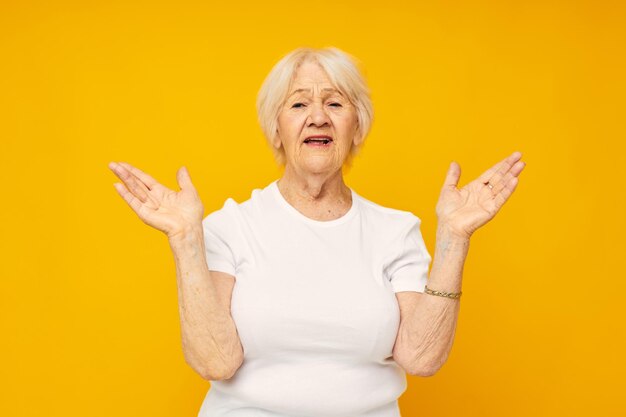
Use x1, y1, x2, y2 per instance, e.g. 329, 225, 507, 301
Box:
393, 151, 526, 376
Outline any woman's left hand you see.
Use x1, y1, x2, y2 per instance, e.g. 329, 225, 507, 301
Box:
435, 151, 526, 240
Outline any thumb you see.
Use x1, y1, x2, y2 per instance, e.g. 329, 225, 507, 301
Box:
442, 161, 461, 189
176, 166, 194, 191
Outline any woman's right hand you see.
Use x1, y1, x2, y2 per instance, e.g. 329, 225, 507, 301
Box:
108, 161, 205, 240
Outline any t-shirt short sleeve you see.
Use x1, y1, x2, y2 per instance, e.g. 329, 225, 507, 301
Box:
201, 198, 239, 277
383, 214, 432, 293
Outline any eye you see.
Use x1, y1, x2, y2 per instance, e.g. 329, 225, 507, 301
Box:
329, 102, 342, 107
291, 102, 305, 108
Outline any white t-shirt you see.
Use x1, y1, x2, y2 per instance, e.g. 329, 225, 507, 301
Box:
198, 179, 432, 417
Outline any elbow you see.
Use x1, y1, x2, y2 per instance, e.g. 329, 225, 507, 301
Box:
397, 353, 447, 377
196, 361, 240, 381
196, 364, 223, 381
189, 355, 244, 382
198, 368, 231, 381
407, 364, 441, 377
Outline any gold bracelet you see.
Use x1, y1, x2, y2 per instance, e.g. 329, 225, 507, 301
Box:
424, 285, 462, 299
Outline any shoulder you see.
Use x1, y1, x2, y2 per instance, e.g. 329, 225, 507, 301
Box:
202, 197, 239, 231
202, 184, 268, 230
355, 191, 423, 237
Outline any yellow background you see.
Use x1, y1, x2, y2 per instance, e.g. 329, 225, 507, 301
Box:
1, 0, 624, 416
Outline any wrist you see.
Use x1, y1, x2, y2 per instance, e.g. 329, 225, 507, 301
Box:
436, 222, 471, 244
168, 224, 204, 249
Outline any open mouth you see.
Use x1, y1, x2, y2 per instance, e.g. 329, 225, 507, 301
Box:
304, 136, 333, 146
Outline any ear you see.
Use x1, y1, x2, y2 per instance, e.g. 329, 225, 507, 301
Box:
272, 130, 282, 149
352, 123, 364, 147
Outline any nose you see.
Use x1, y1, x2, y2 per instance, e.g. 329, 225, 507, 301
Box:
306, 101, 330, 127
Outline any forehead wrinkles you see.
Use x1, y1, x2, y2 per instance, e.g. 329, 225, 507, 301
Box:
287, 86, 344, 99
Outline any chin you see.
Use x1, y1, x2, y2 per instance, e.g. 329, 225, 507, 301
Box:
302, 159, 337, 174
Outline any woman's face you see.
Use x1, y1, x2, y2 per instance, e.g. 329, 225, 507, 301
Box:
275, 60, 361, 175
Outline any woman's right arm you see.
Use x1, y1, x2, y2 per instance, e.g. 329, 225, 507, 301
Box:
169, 227, 243, 381
108, 161, 243, 381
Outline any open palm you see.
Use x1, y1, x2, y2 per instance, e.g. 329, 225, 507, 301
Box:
108, 161, 204, 240
436, 151, 526, 240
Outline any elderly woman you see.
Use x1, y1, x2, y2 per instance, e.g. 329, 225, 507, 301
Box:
108, 47, 525, 417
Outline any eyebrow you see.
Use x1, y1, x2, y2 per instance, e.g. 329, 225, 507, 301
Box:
287, 88, 344, 98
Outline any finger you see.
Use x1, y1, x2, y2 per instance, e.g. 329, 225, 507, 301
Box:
112, 163, 149, 203
487, 152, 523, 189
493, 176, 520, 211
113, 182, 146, 219
491, 160, 526, 195
115, 161, 159, 190
442, 161, 461, 189
109, 162, 150, 203
176, 166, 194, 192
478, 151, 523, 185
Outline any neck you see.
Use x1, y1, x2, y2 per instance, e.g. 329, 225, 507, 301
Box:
276, 165, 352, 220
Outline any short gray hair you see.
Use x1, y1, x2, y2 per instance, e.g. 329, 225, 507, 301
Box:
256, 46, 374, 167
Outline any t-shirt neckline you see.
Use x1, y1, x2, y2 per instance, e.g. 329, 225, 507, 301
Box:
269, 179, 358, 227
